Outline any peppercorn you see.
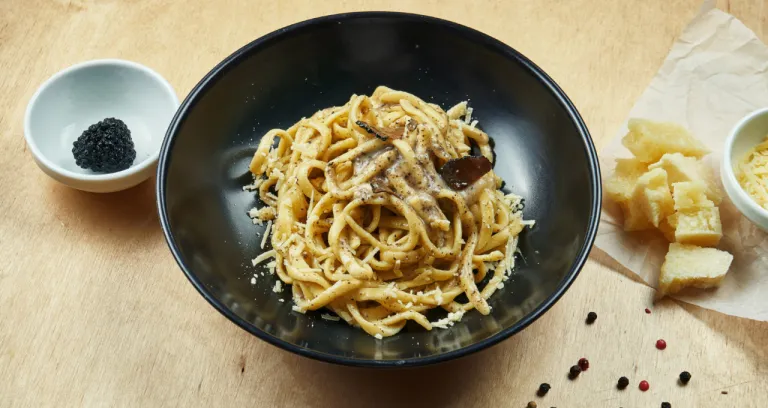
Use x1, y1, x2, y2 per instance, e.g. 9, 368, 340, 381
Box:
617, 376, 629, 389
586, 311, 597, 324
578, 358, 589, 371
526, 401, 537, 408
639, 380, 650, 391
679, 371, 691, 385
72, 118, 135, 173
537, 383, 550, 397
661, 403, 671, 408
568, 365, 581, 379
656, 339, 667, 350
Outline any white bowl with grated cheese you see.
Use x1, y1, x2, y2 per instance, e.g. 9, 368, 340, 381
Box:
722, 107, 768, 232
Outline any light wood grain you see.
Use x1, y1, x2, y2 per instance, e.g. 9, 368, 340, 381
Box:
1, 0, 767, 407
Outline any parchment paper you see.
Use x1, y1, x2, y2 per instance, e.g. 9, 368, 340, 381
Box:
596, 4, 768, 321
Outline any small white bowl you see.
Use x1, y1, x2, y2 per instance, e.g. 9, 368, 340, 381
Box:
721, 107, 768, 231
24, 59, 179, 193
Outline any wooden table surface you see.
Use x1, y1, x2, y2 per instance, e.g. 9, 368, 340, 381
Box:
1, 0, 766, 407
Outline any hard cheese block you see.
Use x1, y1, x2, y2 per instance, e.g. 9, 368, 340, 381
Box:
659, 243, 733, 295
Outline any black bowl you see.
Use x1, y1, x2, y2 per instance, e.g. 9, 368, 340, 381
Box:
158, 12, 600, 367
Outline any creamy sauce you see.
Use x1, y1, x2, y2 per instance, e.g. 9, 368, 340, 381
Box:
353, 145, 461, 231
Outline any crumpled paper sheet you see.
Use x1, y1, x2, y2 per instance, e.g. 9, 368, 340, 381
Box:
597, 4, 768, 321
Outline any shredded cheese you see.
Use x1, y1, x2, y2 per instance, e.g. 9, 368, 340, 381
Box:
278, 233, 299, 251
251, 250, 276, 267
321, 313, 341, 321
431, 310, 465, 329
362, 247, 380, 264
242, 177, 263, 191
260, 220, 272, 249
738, 136, 768, 209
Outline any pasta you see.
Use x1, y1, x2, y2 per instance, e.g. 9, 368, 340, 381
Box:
246, 86, 532, 338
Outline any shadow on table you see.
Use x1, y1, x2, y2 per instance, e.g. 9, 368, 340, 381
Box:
47, 177, 159, 240
590, 247, 650, 287
283, 345, 500, 407
678, 302, 768, 364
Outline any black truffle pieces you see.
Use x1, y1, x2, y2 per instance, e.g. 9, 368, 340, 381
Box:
72, 118, 136, 173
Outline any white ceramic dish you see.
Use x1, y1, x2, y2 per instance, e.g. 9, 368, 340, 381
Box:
721, 107, 768, 232
24, 59, 179, 193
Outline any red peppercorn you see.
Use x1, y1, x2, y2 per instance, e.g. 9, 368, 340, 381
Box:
578, 358, 589, 371
639, 380, 650, 391
656, 339, 667, 350
645, 308, 651, 314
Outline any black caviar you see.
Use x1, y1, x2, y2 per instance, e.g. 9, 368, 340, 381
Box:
72, 118, 135, 173
568, 365, 581, 379
661, 403, 671, 408
586, 311, 597, 324
537, 383, 551, 397
679, 371, 691, 385
617, 376, 629, 389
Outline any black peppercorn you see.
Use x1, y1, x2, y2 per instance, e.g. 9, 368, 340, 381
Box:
679, 371, 691, 385
537, 383, 550, 396
617, 376, 629, 389
568, 365, 581, 379
661, 403, 671, 408
586, 311, 597, 324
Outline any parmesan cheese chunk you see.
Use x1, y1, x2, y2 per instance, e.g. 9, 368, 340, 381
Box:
605, 158, 649, 203
671, 181, 714, 211
649, 153, 722, 204
631, 168, 674, 228
674, 207, 722, 247
659, 243, 733, 295
622, 119, 710, 163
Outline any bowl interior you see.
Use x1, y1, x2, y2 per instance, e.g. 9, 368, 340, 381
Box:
160, 14, 599, 365
27, 61, 178, 175
729, 110, 768, 168
723, 108, 768, 228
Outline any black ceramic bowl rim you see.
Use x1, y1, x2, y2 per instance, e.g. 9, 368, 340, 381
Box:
157, 11, 601, 368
